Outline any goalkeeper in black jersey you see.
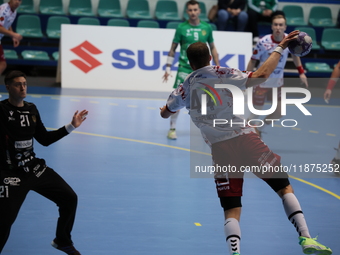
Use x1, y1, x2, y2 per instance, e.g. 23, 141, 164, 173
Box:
0, 70, 88, 255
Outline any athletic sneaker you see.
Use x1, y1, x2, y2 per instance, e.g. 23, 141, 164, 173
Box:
51, 239, 81, 255
167, 128, 177, 140
299, 236, 332, 255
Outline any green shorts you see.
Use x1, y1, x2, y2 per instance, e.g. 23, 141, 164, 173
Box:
173, 66, 192, 88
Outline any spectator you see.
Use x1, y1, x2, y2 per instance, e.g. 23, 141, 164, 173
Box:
247, 0, 278, 43
217, 0, 248, 31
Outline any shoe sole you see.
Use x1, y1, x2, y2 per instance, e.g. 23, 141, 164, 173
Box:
304, 248, 332, 255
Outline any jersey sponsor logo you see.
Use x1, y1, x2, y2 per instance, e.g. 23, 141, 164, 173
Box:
3, 177, 21, 186
70, 41, 102, 73
14, 139, 33, 149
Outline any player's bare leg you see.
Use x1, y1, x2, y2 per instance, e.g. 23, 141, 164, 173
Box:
224, 207, 241, 255
167, 110, 179, 140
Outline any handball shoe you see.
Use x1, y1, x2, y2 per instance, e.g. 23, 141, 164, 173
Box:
299, 236, 332, 255
51, 239, 81, 255
167, 129, 177, 140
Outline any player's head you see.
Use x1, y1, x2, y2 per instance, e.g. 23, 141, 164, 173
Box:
187, 42, 211, 70
186, 0, 201, 22
271, 11, 287, 37
8, 0, 22, 12
5, 70, 27, 100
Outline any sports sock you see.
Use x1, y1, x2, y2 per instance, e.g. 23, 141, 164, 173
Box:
282, 193, 311, 238
224, 218, 241, 255
170, 110, 179, 129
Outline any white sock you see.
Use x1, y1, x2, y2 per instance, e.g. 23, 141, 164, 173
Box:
282, 193, 311, 238
170, 110, 179, 129
224, 218, 241, 254
335, 142, 340, 160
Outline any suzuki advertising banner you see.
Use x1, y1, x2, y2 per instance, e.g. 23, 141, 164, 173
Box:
61, 25, 252, 92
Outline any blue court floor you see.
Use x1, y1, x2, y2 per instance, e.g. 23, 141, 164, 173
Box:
0, 86, 339, 255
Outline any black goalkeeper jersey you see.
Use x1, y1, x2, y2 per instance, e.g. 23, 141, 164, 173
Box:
0, 99, 69, 171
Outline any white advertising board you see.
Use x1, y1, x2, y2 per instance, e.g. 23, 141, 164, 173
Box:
61, 25, 252, 92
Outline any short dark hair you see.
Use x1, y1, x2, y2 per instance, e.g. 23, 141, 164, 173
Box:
4, 70, 26, 85
271, 10, 286, 23
186, 42, 210, 69
186, 0, 199, 8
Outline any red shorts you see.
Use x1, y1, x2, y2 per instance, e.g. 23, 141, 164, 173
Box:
252, 85, 282, 106
212, 132, 281, 197
0, 45, 5, 62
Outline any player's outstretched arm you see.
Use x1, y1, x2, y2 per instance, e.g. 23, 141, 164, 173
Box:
324, 61, 340, 102
291, 55, 308, 88
247, 30, 300, 87
162, 42, 178, 83
209, 42, 220, 66
71, 110, 88, 128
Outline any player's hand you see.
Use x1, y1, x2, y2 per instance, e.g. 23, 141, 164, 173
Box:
71, 110, 88, 128
12, 38, 20, 47
162, 71, 172, 83
299, 73, 308, 88
278, 30, 300, 49
12, 32, 22, 42
324, 89, 332, 103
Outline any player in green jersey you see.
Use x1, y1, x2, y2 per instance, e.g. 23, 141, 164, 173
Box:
162, 0, 220, 140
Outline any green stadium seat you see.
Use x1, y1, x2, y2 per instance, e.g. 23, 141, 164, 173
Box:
305, 62, 333, 73
17, 0, 36, 13
294, 26, 320, 50
16, 15, 44, 38
4, 50, 18, 59
183, 1, 209, 22
282, 5, 307, 26
98, 0, 123, 18
137, 20, 160, 28
52, 51, 59, 61
309, 6, 335, 27
39, 0, 65, 15
210, 23, 217, 31
78, 17, 100, 26
155, 0, 180, 20
21, 50, 50, 61
166, 21, 181, 29
107, 19, 130, 27
321, 28, 340, 50
126, 0, 152, 19
46, 16, 70, 39
68, 0, 94, 16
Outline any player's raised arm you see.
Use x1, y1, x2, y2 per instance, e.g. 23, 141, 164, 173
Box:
162, 42, 179, 83
247, 30, 300, 87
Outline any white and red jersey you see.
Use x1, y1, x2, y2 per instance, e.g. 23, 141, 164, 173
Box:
166, 65, 255, 146
0, 2, 17, 41
251, 34, 289, 88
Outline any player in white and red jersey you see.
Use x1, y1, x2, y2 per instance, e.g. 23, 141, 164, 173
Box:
0, 0, 23, 76
160, 39, 332, 255
246, 12, 308, 136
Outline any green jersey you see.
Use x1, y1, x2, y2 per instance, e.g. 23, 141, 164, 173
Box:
173, 21, 214, 70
